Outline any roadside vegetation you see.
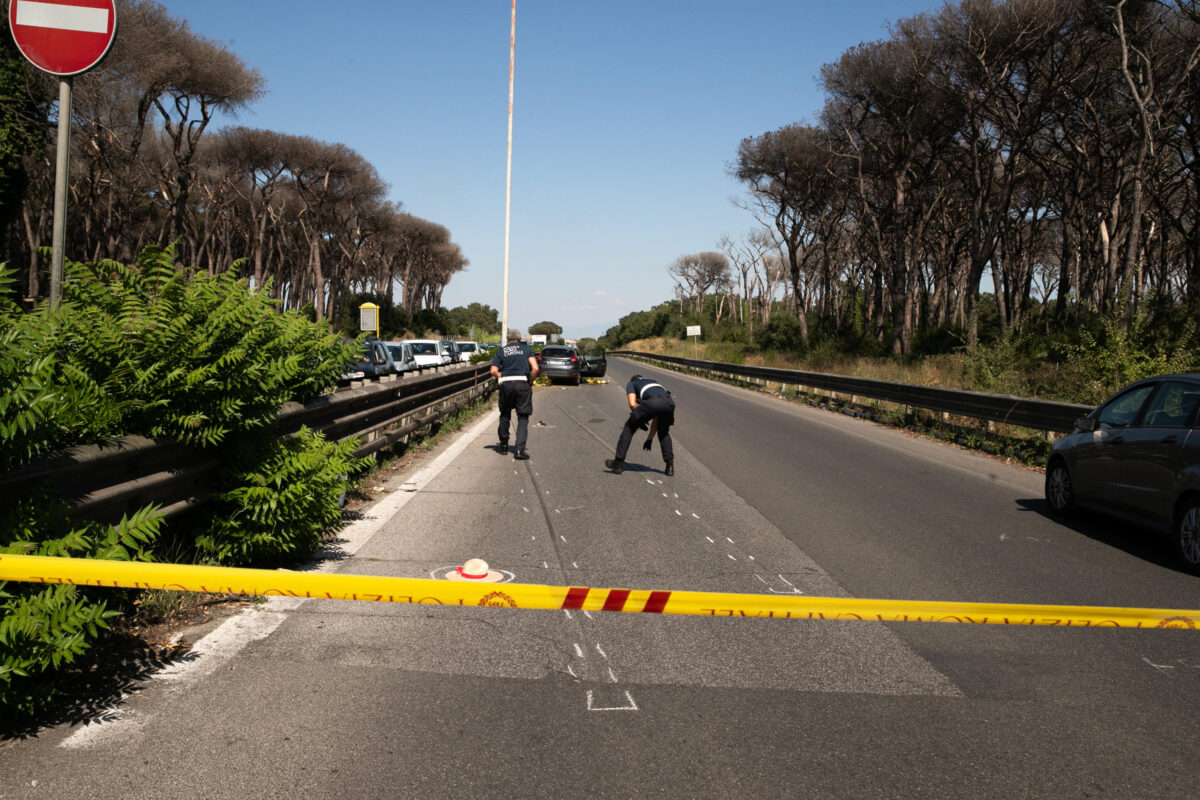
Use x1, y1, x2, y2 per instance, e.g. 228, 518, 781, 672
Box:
0, 249, 363, 721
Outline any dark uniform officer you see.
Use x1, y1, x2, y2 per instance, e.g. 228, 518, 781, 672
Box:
490, 329, 539, 459
605, 374, 676, 475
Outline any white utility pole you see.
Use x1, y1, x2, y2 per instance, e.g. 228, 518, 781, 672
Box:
501, 0, 516, 341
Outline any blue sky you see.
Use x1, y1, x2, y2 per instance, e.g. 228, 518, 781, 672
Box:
156, 0, 941, 339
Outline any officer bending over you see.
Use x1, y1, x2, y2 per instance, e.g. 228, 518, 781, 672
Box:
490, 329, 539, 460
605, 374, 676, 475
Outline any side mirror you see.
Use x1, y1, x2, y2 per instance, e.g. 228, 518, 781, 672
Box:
1075, 415, 1097, 432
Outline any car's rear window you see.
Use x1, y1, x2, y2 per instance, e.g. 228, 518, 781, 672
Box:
459, 343, 476, 352
410, 342, 437, 355
542, 347, 573, 358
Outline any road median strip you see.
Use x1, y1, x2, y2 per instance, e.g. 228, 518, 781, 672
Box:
2, 553, 1198, 629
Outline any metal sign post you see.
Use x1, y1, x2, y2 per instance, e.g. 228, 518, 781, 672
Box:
8, 0, 118, 305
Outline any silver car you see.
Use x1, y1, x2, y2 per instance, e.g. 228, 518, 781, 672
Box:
1045, 374, 1200, 573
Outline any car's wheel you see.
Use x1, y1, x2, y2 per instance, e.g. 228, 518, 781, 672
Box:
1173, 498, 1200, 575
573, 374, 581, 386
1045, 459, 1075, 515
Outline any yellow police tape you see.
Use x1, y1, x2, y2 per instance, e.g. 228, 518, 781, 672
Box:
2, 553, 1198, 629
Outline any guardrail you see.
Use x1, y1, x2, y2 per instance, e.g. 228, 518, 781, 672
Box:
610, 350, 1093, 435
0, 362, 496, 526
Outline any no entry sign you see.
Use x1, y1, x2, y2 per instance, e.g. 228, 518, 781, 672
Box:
8, 0, 117, 76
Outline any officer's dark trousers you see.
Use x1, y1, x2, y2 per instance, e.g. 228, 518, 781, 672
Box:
497, 380, 533, 451
615, 394, 675, 462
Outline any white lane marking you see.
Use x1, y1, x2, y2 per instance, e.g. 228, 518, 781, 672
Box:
587, 690, 638, 711
62, 412, 502, 749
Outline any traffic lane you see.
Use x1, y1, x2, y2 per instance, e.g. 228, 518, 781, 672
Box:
606, 358, 1200, 609
605, 358, 1200, 708
5, 655, 1193, 800
281, 381, 959, 698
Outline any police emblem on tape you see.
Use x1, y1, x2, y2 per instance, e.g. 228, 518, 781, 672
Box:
479, 591, 517, 608
1156, 616, 1196, 629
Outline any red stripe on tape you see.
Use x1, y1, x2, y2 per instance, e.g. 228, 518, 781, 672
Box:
643, 591, 671, 613
603, 589, 631, 612
563, 587, 589, 609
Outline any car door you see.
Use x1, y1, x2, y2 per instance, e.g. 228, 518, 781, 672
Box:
1070, 382, 1157, 503
1106, 380, 1200, 524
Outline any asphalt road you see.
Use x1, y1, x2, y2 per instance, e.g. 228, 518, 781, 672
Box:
4, 357, 1200, 799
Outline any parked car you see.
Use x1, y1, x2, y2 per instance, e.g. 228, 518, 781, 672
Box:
1045, 374, 1200, 573
383, 340, 418, 373
338, 339, 397, 386
537, 345, 582, 385
405, 339, 444, 368
455, 341, 480, 362
438, 339, 457, 365
579, 347, 607, 378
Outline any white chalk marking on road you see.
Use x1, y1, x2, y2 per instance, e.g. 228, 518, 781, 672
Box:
595, 643, 608, 659
778, 574, 796, 588
560, 535, 567, 543
606, 667, 619, 683
705, 536, 715, 543
726, 537, 735, 544
692, 512, 700, 519
727, 554, 737, 561
747, 555, 755, 561
662, 492, 668, 498
574, 643, 585, 658
563, 610, 573, 619
675, 509, 682, 516
582, 610, 594, 620
646, 479, 655, 485
566, 664, 577, 678
572, 562, 578, 569
587, 689, 638, 712
755, 575, 769, 585
523, 507, 529, 513
543, 561, 549, 569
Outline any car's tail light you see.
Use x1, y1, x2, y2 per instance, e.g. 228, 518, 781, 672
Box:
570, 354, 578, 362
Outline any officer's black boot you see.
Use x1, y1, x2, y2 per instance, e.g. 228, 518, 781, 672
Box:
664, 459, 674, 477
605, 458, 624, 474
514, 449, 530, 460
499, 443, 508, 455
